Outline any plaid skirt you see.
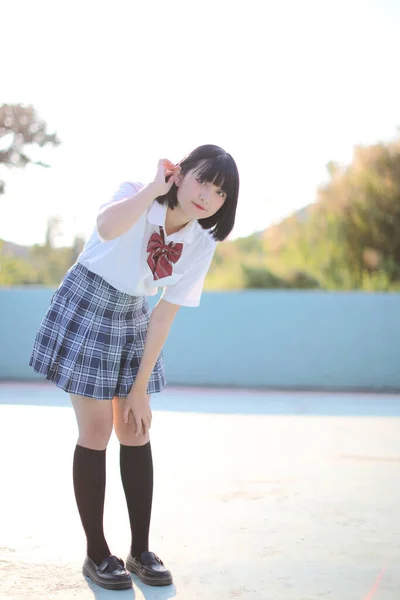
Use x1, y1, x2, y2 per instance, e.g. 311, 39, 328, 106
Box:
29, 262, 166, 399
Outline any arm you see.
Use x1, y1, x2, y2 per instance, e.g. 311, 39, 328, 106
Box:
97, 159, 176, 241
97, 182, 160, 241
132, 299, 180, 392
123, 243, 216, 431
122, 299, 180, 429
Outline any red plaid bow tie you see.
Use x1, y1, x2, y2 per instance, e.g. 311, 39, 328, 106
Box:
147, 227, 183, 280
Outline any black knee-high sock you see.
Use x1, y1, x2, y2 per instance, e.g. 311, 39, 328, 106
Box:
73, 444, 111, 565
120, 442, 153, 558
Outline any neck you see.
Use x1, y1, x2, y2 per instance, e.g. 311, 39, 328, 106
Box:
164, 205, 191, 236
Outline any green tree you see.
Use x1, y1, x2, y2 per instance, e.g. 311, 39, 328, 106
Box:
0, 103, 61, 195
316, 138, 400, 288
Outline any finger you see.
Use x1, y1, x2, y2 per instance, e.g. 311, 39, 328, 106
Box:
135, 415, 143, 436
159, 159, 174, 171
146, 413, 151, 433
144, 409, 152, 433
165, 165, 175, 175
157, 160, 169, 176
123, 404, 130, 424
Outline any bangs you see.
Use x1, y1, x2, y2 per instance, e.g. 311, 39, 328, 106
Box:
193, 156, 233, 195
155, 144, 240, 241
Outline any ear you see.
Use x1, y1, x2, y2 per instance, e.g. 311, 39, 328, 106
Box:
173, 165, 183, 187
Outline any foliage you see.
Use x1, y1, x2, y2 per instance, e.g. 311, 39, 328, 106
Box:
0, 220, 84, 286
0, 103, 60, 195
2, 126, 400, 291
206, 134, 400, 291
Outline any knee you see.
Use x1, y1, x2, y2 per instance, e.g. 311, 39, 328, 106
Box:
78, 418, 113, 450
112, 396, 150, 446
115, 422, 150, 446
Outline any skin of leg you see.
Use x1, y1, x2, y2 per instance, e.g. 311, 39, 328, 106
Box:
112, 397, 150, 446
70, 394, 114, 450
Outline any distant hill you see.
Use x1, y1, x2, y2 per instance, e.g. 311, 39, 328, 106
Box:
257, 203, 314, 240
1, 239, 31, 259
1, 203, 315, 260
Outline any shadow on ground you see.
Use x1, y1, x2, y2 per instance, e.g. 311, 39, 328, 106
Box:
84, 574, 177, 600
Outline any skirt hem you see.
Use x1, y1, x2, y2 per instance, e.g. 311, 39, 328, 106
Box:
28, 361, 166, 400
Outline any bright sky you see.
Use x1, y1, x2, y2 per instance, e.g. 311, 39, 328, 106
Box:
1, 0, 400, 246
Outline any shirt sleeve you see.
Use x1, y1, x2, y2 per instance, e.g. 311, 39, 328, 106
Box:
99, 181, 143, 211
161, 243, 216, 308
97, 181, 145, 242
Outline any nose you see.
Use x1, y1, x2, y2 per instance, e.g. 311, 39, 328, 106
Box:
200, 188, 211, 204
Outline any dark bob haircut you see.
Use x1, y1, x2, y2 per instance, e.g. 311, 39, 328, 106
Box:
155, 144, 239, 241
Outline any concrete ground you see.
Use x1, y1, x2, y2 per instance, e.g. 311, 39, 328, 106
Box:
1, 383, 400, 600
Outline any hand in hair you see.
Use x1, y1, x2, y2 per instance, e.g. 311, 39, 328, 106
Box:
151, 158, 177, 197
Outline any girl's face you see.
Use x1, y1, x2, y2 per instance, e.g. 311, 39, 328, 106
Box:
174, 164, 227, 220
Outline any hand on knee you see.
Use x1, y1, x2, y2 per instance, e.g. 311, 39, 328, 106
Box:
113, 396, 150, 446
115, 420, 150, 446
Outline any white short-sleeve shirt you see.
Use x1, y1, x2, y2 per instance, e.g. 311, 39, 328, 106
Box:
77, 181, 217, 307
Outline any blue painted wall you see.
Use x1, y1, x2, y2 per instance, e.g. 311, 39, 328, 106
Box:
1, 288, 399, 391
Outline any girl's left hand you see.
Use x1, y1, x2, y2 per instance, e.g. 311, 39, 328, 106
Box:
123, 388, 152, 435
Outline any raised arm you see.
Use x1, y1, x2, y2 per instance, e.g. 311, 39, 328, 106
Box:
97, 159, 176, 240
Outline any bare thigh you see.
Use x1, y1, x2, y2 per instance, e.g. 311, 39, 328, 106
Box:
112, 397, 150, 447
70, 394, 114, 450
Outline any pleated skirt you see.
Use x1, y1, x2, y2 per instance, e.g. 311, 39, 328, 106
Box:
29, 262, 166, 399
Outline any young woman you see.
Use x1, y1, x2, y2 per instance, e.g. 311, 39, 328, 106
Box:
29, 144, 240, 590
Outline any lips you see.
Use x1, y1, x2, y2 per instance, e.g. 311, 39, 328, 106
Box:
193, 202, 206, 211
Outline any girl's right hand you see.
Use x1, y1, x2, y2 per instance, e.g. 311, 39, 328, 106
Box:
150, 159, 177, 197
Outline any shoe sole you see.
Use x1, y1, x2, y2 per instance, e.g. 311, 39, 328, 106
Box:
82, 564, 133, 590
126, 557, 173, 586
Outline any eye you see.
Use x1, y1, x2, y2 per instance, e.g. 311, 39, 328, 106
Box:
218, 190, 226, 198
197, 177, 206, 185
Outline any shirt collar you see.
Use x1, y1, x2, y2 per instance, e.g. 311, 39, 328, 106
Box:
147, 201, 196, 243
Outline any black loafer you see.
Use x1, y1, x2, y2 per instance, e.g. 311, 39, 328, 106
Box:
82, 555, 132, 590
126, 551, 173, 586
